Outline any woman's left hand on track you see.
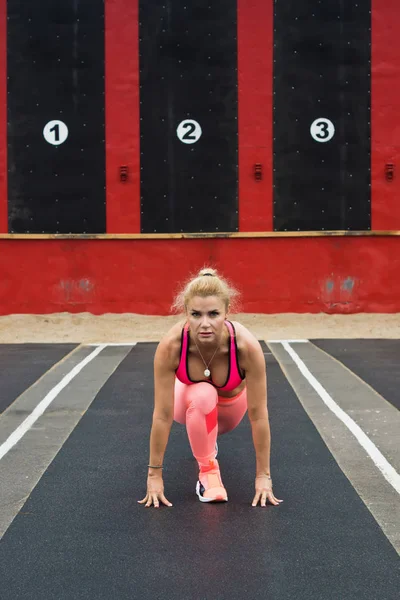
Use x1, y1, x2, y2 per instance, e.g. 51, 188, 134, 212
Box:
252, 475, 283, 507
138, 474, 173, 508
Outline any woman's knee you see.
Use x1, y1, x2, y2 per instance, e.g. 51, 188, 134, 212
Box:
186, 382, 218, 414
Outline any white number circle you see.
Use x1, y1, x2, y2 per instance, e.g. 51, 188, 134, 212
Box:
310, 118, 335, 143
177, 119, 202, 144
43, 120, 69, 146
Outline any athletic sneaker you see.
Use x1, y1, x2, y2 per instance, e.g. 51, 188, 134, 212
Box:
196, 459, 228, 503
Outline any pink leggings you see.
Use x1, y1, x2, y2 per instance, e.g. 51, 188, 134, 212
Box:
174, 378, 248, 466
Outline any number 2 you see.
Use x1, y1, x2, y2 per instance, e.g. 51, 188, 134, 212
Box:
176, 119, 202, 144
182, 123, 196, 140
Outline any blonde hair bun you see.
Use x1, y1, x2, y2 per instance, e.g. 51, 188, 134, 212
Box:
171, 267, 240, 314
198, 268, 218, 277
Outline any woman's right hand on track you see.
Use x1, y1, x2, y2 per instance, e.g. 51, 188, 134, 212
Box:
138, 474, 173, 508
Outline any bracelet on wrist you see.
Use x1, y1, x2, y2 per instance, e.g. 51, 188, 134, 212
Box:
148, 465, 163, 469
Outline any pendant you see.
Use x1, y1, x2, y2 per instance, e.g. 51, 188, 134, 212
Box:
204, 368, 211, 378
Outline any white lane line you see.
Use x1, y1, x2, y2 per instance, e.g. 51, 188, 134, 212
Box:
88, 343, 137, 346
0, 344, 107, 461
268, 339, 309, 343
281, 341, 400, 495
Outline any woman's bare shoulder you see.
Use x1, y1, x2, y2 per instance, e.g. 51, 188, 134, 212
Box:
230, 320, 265, 372
155, 318, 186, 367
230, 320, 263, 353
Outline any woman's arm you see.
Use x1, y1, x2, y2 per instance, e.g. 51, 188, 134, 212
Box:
139, 337, 177, 508
244, 340, 271, 476
241, 333, 283, 507
148, 341, 176, 469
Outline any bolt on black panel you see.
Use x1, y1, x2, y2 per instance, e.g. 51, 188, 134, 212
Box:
139, 1, 238, 234
7, 0, 106, 234
273, 1, 371, 232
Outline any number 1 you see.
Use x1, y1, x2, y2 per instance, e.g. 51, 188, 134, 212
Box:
50, 124, 60, 142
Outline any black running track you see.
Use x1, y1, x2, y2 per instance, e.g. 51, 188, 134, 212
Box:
0, 343, 398, 600
0, 344, 77, 413
312, 340, 400, 411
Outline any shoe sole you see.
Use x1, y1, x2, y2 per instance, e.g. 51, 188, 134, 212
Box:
196, 481, 228, 503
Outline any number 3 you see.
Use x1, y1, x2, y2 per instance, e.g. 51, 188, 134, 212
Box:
315, 121, 329, 139
310, 118, 335, 143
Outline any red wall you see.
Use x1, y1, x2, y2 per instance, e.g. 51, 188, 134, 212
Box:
371, 0, 400, 230
0, 0, 7, 233
0, 237, 399, 315
105, 0, 140, 233
0, 0, 399, 316
238, 0, 273, 231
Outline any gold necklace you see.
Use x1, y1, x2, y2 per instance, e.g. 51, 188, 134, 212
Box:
192, 338, 220, 378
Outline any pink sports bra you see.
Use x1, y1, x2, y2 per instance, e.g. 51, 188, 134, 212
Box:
175, 320, 245, 392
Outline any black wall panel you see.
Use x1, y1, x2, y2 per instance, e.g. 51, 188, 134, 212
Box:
273, 1, 371, 231
139, 1, 238, 233
7, 0, 106, 233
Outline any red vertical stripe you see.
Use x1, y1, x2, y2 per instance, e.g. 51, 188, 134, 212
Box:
0, 0, 7, 232
105, 0, 140, 233
237, 0, 273, 232
371, 0, 400, 230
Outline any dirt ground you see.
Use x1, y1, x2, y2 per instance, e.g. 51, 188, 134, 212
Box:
0, 312, 399, 343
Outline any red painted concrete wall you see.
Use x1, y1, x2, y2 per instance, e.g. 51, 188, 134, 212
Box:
105, 0, 140, 233
0, 237, 399, 315
0, 0, 7, 233
0, 0, 399, 316
371, 0, 400, 230
237, 0, 273, 231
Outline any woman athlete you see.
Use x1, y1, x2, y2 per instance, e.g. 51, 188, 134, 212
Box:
139, 268, 283, 508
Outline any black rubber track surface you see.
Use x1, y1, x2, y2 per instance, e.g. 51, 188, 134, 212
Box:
0, 343, 398, 600
0, 344, 77, 413
311, 339, 400, 411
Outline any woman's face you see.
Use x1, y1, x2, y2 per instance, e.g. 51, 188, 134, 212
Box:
186, 295, 227, 345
